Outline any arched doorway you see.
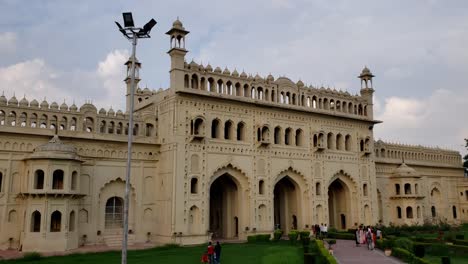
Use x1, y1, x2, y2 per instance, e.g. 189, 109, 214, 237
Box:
209, 173, 239, 238
328, 179, 351, 230
274, 176, 300, 234
105, 196, 123, 229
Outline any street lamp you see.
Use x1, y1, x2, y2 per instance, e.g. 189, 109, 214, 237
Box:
115, 12, 156, 264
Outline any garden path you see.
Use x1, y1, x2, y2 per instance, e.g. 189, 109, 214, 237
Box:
332, 239, 404, 264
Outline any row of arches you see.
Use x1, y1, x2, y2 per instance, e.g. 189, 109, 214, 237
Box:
314, 132, 354, 151
30, 210, 75, 232
34, 169, 78, 191
184, 74, 369, 117
0, 110, 155, 137
395, 183, 419, 195
396, 206, 421, 219
375, 148, 460, 164
273, 127, 304, 146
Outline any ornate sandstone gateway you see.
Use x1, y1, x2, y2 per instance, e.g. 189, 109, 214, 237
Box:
0, 19, 466, 252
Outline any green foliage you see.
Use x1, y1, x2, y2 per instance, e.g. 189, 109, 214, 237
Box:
453, 239, 468, 246
327, 232, 355, 240
299, 230, 310, 240
454, 234, 464, 240
441, 256, 451, 264
328, 227, 338, 233
310, 239, 337, 264
247, 234, 270, 243
394, 237, 414, 252
22, 252, 42, 261
288, 230, 299, 244
413, 244, 425, 258
247, 235, 257, 243
273, 229, 283, 241
382, 239, 393, 249
391, 247, 431, 264
324, 239, 336, 245
443, 231, 456, 242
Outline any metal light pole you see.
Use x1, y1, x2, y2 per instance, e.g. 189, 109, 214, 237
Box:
115, 12, 156, 264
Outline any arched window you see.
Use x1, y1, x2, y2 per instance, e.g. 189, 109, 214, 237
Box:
211, 119, 220, 138
313, 134, 318, 147
316, 182, 321, 195
431, 206, 436, 217
397, 207, 402, 219
363, 184, 368, 196
50, 211, 62, 232
404, 183, 411, 195
327, 133, 334, 149
133, 124, 139, 136
190, 178, 198, 194
31, 211, 41, 232
285, 128, 292, 145
71, 171, 78, 190
336, 134, 343, 150
52, 170, 64, 190
184, 74, 189, 88
259, 180, 265, 195
0, 172, 2, 192
417, 206, 421, 218
415, 184, 418, 194
260, 126, 269, 142
453, 206, 457, 219
295, 129, 303, 146
105, 197, 123, 228
395, 184, 400, 195
274, 126, 282, 144
192, 118, 204, 136
345, 135, 351, 151
406, 207, 413, 219
145, 123, 154, 136
69, 211, 75, 231
360, 140, 364, 152
236, 122, 245, 141
34, 170, 45, 189
224, 120, 233, 140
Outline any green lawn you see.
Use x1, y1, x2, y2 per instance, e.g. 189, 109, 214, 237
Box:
424, 255, 468, 264
1, 242, 303, 264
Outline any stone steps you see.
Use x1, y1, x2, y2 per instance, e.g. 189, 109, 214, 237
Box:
103, 233, 135, 247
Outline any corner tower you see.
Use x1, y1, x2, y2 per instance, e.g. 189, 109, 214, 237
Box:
124, 55, 141, 113
166, 18, 189, 91
359, 66, 375, 119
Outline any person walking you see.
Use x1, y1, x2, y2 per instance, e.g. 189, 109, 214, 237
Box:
207, 242, 215, 263
214, 241, 222, 264
355, 227, 360, 247
366, 228, 374, 250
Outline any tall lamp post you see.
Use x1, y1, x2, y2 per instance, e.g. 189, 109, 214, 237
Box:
115, 12, 156, 264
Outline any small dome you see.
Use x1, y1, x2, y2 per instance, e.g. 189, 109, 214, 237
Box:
297, 80, 304, 87
108, 108, 115, 116
50, 101, 59, 110
40, 99, 49, 109
232, 69, 239, 77
60, 102, 68, 110
223, 67, 230, 75
70, 103, 78, 111
30, 99, 39, 108
29, 135, 80, 160
267, 74, 274, 82
136, 87, 142, 93
205, 64, 213, 72
254, 74, 262, 81
240, 71, 247, 78
116, 110, 124, 117
172, 18, 184, 29
189, 60, 198, 70
99, 108, 106, 115
80, 103, 97, 112
143, 87, 151, 93
19, 97, 29, 106
214, 67, 222, 73
8, 95, 18, 105
359, 66, 374, 78
247, 74, 254, 81
393, 163, 419, 177
0, 94, 7, 105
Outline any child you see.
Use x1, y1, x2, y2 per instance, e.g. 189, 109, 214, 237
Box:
201, 251, 209, 263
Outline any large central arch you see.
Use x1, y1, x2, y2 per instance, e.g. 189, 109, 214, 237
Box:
327, 171, 356, 230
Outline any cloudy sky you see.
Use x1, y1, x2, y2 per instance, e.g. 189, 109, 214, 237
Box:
0, 0, 467, 154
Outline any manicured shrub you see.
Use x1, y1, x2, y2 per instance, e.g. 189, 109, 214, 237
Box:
391, 247, 414, 263
447, 244, 468, 257
382, 239, 393, 249
288, 230, 299, 244
394, 237, 413, 252
327, 232, 355, 240
453, 239, 468, 246
273, 229, 283, 241
455, 234, 464, 240
413, 244, 425, 258
256, 234, 271, 242
299, 230, 310, 240
310, 239, 337, 264
443, 231, 456, 242
441, 256, 451, 264
23, 252, 41, 261
247, 235, 257, 243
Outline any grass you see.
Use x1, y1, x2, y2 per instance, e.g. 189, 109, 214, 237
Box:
0, 242, 303, 264
424, 255, 468, 264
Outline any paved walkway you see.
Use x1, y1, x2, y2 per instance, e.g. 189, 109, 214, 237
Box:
332, 240, 403, 264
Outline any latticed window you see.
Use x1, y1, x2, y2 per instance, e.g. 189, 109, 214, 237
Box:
105, 197, 123, 229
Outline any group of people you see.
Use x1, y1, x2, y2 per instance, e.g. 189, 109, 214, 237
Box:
312, 223, 328, 239
201, 241, 222, 264
355, 226, 382, 250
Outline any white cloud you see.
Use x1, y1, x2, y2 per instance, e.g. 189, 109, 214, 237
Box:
374, 89, 468, 154
96, 49, 129, 110
0, 32, 16, 54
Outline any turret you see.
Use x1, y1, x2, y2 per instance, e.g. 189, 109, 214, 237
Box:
124, 55, 142, 113
358, 66, 375, 118
166, 18, 189, 91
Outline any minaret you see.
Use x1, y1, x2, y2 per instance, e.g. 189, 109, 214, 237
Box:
165, 18, 189, 91
124, 55, 141, 113
358, 66, 375, 118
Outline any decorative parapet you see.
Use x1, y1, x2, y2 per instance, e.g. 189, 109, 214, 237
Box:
374, 140, 462, 167
176, 60, 374, 121
0, 95, 158, 140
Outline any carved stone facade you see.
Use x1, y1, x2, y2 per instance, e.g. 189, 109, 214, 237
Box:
0, 19, 466, 252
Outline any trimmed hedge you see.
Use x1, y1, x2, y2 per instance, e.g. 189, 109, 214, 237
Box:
273, 229, 282, 241
391, 247, 431, 264
247, 234, 271, 243
453, 239, 468, 246
288, 230, 299, 244
327, 232, 355, 240
394, 237, 413, 252
311, 239, 337, 264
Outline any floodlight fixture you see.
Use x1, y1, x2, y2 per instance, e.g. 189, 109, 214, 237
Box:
142, 18, 157, 34
122, 12, 134, 27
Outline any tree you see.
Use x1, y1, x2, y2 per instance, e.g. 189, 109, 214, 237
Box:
464, 139, 468, 176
